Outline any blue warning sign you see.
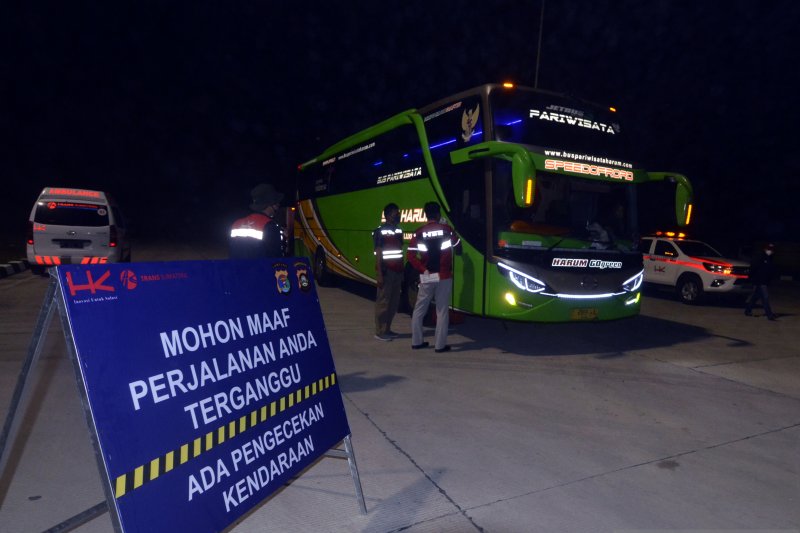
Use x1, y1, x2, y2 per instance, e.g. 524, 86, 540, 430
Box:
56, 258, 350, 532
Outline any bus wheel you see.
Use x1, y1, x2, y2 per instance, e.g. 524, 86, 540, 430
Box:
676, 274, 703, 304
313, 246, 333, 286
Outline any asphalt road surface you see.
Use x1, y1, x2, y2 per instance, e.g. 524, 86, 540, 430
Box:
1, 242, 798, 532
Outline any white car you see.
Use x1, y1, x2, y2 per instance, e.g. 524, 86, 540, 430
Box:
638, 233, 750, 304
26, 187, 131, 275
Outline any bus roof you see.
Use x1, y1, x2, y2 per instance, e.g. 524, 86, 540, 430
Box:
299, 109, 418, 171
299, 83, 621, 171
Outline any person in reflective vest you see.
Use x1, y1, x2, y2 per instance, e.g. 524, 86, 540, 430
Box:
407, 202, 459, 353
229, 183, 286, 259
373, 203, 404, 341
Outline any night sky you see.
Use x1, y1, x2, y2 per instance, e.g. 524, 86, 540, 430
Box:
3, 1, 798, 253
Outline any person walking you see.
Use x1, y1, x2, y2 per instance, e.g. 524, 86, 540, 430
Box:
229, 183, 286, 259
745, 242, 778, 320
373, 203, 404, 341
407, 202, 458, 352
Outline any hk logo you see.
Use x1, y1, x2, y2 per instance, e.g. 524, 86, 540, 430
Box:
65, 270, 115, 296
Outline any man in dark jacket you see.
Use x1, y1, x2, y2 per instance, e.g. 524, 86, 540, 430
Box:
745, 243, 777, 320
229, 183, 286, 259
373, 203, 404, 341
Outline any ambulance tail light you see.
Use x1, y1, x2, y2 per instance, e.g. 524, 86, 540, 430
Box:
109, 225, 118, 247
27, 221, 34, 245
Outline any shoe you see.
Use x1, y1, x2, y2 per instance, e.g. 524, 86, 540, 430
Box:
768, 315, 778, 321
386, 330, 400, 338
411, 342, 429, 349
434, 345, 451, 353
744, 311, 752, 316
374, 334, 393, 342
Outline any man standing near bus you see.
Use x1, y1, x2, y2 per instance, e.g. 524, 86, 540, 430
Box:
407, 202, 458, 352
373, 203, 404, 341
229, 183, 286, 259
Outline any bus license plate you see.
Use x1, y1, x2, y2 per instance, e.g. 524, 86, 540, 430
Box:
570, 308, 598, 320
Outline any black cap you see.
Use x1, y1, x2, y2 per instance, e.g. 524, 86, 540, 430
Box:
249, 183, 284, 211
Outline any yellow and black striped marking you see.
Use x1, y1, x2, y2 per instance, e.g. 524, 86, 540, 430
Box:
113, 372, 337, 499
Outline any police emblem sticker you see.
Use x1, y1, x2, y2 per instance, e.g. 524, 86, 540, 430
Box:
274, 263, 291, 294
294, 262, 311, 292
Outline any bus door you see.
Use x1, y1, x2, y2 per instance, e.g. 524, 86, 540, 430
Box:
439, 161, 487, 315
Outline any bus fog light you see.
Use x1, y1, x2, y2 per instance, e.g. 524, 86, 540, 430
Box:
625, 293, 641, 305
504, 292, 517, 306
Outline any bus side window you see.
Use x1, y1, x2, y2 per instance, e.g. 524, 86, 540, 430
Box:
437, 159, 485, 251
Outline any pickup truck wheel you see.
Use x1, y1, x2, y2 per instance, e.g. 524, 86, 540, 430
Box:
676, 274, 703, 304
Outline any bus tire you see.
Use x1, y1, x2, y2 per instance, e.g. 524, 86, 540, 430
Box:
676, 273, 703, 304
313, 246, 334, 286
30, 265, 46, 276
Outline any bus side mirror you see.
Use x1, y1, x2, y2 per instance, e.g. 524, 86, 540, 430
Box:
672, 176, 693, 226
646, 172, 694, 228
511, 151, 536, 208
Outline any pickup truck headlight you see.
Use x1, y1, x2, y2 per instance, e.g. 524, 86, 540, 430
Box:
702, 262, 732, 275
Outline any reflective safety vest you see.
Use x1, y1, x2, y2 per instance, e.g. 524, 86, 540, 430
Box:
229, 213, 285, 259
407, 221, 458, 280
373, 223, 404, 273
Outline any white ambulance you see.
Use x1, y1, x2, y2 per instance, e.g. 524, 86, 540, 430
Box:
26, 187, 131, 274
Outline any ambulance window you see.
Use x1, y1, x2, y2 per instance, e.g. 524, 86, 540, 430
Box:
654, 241, 677, 257
35, 202, 110, 227
638, 238, 653, 254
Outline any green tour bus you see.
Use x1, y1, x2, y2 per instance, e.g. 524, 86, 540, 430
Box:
295, 83, 692, 322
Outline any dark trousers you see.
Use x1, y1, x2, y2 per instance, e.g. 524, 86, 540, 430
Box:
745, 284, 774, 317
375, 269, 403, 335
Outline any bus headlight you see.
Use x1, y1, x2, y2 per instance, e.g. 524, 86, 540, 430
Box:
622, 270, 644, 292
498, 262, 546, 293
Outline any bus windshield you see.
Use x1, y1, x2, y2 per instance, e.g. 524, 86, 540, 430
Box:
492, 160, 636, 256
490, 89, 632, 167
